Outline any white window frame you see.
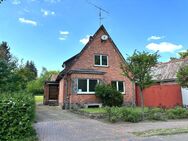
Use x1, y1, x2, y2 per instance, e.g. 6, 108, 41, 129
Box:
112, 81, 125, 94
77, 79, 99, 94
94, 55, 108, 67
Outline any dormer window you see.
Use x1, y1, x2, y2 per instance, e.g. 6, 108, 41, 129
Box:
94, 55, 108, 66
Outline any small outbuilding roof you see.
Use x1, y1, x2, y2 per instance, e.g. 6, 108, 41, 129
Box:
151, 58, 188, 82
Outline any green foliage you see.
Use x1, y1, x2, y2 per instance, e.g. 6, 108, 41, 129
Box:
179, 50, 188, 59
0, 92, 36, 141
166, 107, 188, 119
105, 107, 123, 122
25, 60, 37, 78
105, 107, 188, 123
106, 107, 142, 123
124, 109, 142, 123
0, 41, 11, 62
0, 41, 38, 93
177, 65, 188, 88
95, 84, 123, 107
27, 69, 59, 95
147, 108, 167, 121
121, 50, 159, 116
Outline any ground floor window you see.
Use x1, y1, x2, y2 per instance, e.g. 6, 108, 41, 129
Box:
78, 79, 99, 94
111, 81, 125, 93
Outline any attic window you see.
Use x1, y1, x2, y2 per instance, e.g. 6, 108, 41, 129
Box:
94, 55, 108, 66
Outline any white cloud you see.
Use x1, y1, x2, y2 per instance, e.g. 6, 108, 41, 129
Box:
41, 9, 55, 16
59, 31, 69, 41
60, 31, 69, 35
146, 42, 183, 53
59, 37, 66, 40
18, 18, 37, 26
12, 0, 21, 5
147, 35, 165, 41
44, 0, 61, 3
80, 35, 90, 45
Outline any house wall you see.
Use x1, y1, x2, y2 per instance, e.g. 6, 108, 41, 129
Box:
136, 83, 182, 108
43, 84, 49, 105
59, 79, 64, 106
65, 29, 134, 105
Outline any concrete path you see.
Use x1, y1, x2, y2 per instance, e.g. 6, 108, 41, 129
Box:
35, 105, 188, 141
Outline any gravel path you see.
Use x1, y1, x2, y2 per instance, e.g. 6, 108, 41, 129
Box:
35, 105, 188, 141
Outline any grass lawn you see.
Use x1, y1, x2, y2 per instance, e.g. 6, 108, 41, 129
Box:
35, 95, 43, 103
80, 108, 106, 113
132, 127, 188, 137
80, 107, 149, 114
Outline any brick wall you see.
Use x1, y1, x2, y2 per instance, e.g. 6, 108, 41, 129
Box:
63, 29, 134, 105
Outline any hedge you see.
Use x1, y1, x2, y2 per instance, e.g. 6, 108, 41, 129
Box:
0, 92, 36, 141
106, 106, 188, 123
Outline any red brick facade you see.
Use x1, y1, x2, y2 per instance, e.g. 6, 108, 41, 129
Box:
58, 26, 134, 107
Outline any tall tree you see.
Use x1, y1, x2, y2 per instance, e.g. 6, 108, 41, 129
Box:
0, 41, 11, 62
177, 65, 188, 88
25, 60, 38, 78
121, 51, 159, 118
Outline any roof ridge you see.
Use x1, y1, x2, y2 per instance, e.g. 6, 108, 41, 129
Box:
157, 57, 188, 65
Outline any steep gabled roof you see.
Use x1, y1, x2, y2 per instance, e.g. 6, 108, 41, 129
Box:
151, 58, 188, 82
62, 25, 125, 67
56, 25, 125, 81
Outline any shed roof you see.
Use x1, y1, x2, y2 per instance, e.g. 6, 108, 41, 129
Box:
151, 58, 188, 82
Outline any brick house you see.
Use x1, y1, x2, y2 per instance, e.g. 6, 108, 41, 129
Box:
44, 25, 134, 107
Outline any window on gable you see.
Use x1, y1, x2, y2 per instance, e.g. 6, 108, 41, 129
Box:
111, 81, 125, 93
102, 56, 107, 66
77, 79, 99, 94
94, 55, 108, 66
94, 55, 100, 65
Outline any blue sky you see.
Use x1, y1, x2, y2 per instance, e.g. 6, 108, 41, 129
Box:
0, 0, 188, 74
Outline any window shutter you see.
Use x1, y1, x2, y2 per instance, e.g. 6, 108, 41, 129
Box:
71, 78, 78, 94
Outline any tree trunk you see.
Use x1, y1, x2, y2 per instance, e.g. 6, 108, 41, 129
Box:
139, 87, 145, 120
131, 81, 135, 108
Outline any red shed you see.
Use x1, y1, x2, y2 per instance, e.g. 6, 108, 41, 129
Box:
136, 58, 188, 108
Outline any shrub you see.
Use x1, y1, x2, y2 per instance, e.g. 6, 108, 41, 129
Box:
167, 107, 188, 119
147, 108, 167, 121
124, 109, 142, 123
0, 92, 36, 141
105, 107, 123, 122
106, 107, 143, 123
95, 84, 123, 107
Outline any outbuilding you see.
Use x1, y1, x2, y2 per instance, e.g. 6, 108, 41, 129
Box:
136, 58, 188, 108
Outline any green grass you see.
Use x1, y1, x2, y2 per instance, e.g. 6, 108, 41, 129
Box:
80, 107, 149, 114
132, 127, 188, 137
80, 108, 106, 114
35, 95, 43, 103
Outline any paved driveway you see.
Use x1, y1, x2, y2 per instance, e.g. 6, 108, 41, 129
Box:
35, 105, 188, 141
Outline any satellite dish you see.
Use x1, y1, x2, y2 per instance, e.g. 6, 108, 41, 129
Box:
101, 35, 108, 41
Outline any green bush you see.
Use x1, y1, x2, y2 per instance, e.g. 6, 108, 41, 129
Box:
124, 109, 142, 123
105, 107, 123, 122
146, 108, 167, 121
0, 92, 36, 141
95, 84, 123, 107
167, 107, 188, 119
106, 107, 142, 123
